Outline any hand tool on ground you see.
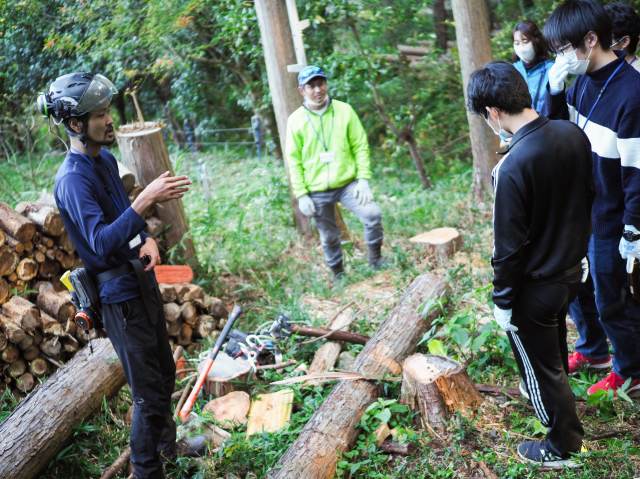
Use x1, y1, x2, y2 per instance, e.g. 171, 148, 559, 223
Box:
179, 304, 242, 423
267, 314, 370, 345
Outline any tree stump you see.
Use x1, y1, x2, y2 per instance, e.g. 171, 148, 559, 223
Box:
115, 122, 197, 264
268, 273, 448, 479
0, 338, 126, 479
116, 161, 137, 195
409, 227, 463, 263
400, 354, 482, 432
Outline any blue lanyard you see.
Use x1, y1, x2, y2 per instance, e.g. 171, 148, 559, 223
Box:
576, 61, 625, 130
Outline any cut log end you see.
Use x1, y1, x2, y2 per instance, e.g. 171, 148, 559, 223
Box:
400, 354, 482, 432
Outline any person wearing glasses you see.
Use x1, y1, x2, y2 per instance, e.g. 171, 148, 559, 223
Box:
544, 0, 640, 397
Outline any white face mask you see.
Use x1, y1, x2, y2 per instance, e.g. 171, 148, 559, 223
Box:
557, 45, 594, 75
485, 114, 513, 143
514, 43, 536, 63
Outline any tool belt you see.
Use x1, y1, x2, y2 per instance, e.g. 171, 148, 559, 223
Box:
96, 256, 161, 324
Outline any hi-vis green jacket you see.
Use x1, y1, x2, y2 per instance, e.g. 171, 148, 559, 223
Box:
285, 99, 371, 198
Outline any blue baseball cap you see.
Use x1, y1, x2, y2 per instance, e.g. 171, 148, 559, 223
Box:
298, 66, 327, 86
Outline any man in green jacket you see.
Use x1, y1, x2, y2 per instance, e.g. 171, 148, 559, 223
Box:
286, 66, 384, 278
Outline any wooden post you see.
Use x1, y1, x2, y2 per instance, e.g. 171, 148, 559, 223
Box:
254, 0, 312, 236
268, 273, 448, 479
451, 0, 499, 200
116, 122, 198, 264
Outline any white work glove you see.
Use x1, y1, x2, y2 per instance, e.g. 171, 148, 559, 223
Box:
619, 225, 640, 273
298, 194, 316, 217
354, 179, 373, 206
581, 257, 590, 283
548, 58, 570, 95
493, 305, 518, 333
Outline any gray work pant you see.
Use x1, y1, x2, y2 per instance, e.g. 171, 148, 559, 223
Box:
309, 181, 383, 268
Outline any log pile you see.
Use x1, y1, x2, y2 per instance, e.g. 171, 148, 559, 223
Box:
0, 198, 226, 395
160, 283, 228, 349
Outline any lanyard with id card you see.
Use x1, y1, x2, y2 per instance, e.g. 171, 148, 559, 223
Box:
305, 106, 335, 162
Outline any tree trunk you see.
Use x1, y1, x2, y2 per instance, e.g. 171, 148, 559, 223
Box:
116, 122, 198, 265
0, 202, 36, 243
0, 338, 126, 479
400, 354, 482, 432
451, 0, 498, 200
433, 0, 449, 52
254, 0, 312, 236
268, 273, 448, 479
405, 132, 432, 188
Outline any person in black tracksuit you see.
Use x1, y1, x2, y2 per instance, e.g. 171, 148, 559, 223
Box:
467, 61, 593, 468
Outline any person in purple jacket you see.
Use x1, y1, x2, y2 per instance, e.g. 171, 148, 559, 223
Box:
39, 72, 191, 479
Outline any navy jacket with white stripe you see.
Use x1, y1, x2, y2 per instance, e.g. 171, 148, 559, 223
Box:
546, 55, 640, 238
491, 117, 592, 310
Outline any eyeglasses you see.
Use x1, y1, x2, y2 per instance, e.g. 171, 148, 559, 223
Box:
556, 42, 575, 55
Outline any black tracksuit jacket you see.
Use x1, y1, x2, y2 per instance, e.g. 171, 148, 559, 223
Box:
492, 116, 593, 309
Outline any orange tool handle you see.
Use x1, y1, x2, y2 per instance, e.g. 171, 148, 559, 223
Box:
178, 304, 242, 422
179, 357, 213, 422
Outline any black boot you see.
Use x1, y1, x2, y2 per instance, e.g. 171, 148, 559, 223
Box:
330, 260, 345, 279
368, 243, 386, 269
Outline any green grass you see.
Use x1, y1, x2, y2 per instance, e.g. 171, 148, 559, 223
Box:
1, 146, 639, 478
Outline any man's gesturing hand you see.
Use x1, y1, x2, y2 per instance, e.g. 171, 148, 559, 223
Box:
132, 171, 191, 215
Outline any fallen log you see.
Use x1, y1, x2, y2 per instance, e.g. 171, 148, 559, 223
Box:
268, 273, 448, 479
0, 338, 126, 479
308, 303, 356, 382
400, 354, 482, 432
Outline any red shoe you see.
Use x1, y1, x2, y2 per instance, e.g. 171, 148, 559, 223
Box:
587, 371, 640, 396
568, 352, 612, 375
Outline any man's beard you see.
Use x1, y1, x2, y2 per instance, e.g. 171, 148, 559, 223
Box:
86, 130, 115, 147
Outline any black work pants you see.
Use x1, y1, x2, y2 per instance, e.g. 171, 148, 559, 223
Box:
507, 278, 584, 457
102, 284, 176, 479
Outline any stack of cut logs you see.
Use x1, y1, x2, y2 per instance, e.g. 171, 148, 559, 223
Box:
0, 181, 225, 396
160, 283, 228, 349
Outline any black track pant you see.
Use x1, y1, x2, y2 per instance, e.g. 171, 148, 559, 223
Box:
507, 278, 584, 457
102, 282, 176, 479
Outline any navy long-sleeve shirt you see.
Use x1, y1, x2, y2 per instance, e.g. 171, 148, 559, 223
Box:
545, 55, 640, 238
54, 148, 147, 304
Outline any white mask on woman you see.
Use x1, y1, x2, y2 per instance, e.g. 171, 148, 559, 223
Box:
515, 43, 536, 63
